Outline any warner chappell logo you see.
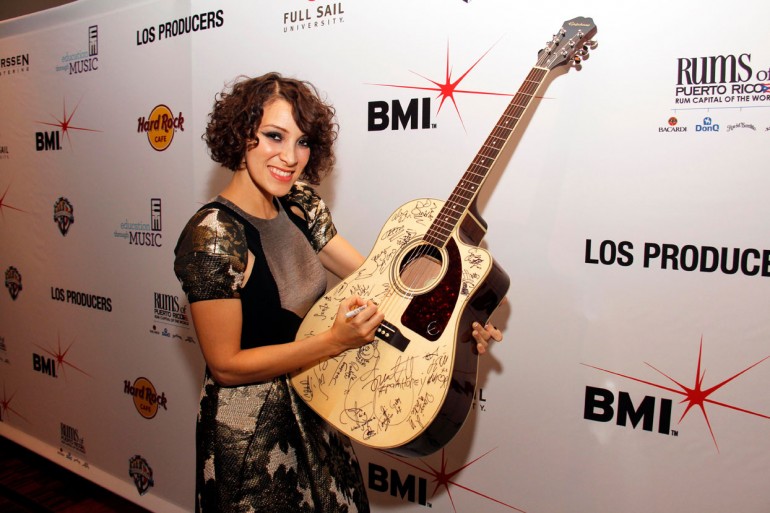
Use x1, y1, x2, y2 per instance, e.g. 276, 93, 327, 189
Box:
5, 266, 22, 300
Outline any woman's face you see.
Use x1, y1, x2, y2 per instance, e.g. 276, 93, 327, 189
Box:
243, 98, 310, 200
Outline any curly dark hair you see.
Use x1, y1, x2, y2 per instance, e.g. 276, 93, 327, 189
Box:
203, 72, 338, 184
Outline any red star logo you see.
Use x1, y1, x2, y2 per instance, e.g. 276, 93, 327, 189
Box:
36, 97, 100, 150
35, 333, 92, 380
0, 183, 28, 219
583, 337, 770, 451
1, 382, 30, 423
371, 40, 514, 130
388, 448, 526, 512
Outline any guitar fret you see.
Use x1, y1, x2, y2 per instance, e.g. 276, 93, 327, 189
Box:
427, 65, 548, 247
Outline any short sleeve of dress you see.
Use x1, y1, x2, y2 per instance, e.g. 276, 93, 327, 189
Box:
173, 207, 248, 303
283, 181, 338, 253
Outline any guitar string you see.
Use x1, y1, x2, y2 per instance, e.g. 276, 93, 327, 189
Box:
372, 67, 548, 332
375, 67, 547, 325
371, 41, 581, 341
372, 38, 568, 323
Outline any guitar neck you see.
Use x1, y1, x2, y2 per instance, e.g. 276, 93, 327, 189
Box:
425, 66, 550, 247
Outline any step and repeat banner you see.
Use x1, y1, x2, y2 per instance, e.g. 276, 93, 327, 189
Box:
1, 1, 769, 512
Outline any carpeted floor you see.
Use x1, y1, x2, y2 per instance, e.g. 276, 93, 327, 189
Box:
0, 436, 151, 513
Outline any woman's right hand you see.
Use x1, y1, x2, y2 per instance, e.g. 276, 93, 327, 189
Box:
329, 296, 384, 354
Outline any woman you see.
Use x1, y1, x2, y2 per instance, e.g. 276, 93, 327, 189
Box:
174, 72, 502, 512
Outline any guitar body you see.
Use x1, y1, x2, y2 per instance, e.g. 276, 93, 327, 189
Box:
291, 16, 597, 456
291, 198, 509, 456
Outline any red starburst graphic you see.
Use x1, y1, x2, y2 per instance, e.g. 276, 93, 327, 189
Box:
36, 97, 100, 150
35, 333, 91, 380
1, 382, 30, 423
583, 337, 770, 451
388, 448, 526, 512
371, 40, 515, 130
0, 183, 28, 219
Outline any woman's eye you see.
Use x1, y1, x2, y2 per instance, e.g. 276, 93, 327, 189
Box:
298, 138, 310, 148
262, 131, 282, 141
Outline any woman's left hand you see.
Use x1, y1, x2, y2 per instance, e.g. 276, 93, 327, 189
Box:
472, 322, 503, 355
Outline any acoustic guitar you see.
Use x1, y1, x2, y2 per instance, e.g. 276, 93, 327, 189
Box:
291, 17, 598, 456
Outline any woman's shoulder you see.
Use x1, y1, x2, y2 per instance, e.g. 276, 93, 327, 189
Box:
175, 203, 248, 258
173, 203, 249, 302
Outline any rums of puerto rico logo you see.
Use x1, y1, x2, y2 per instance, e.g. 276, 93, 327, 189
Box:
5, 266, 22, 300
129, 455, 155, 496
137, 105, 185, 151
53, 197, 75, 236
282, 1, 346, 34
673, 52, 770, 107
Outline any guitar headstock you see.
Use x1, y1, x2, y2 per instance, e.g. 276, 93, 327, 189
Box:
538, 16, 598, 70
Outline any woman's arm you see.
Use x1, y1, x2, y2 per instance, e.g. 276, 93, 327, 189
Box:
191, 295, 383, 386
318, 233, 365, 278
318, 233, 504, 353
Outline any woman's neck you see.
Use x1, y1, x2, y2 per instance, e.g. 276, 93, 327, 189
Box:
220, 170, 278, 219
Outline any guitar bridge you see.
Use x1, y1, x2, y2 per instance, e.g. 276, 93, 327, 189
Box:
376, 321, 410, 352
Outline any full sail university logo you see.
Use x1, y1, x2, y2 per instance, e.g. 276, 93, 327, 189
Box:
582, 337, 770, 451
368, 39, 512, 132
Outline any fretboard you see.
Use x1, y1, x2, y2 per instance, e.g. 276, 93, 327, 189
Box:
424, 66, 549, 247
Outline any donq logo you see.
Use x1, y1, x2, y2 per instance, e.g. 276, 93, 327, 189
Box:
137, 105, 184, 151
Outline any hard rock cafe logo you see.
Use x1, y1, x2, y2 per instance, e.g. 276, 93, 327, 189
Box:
128, 455, 155, 496
5, 266, 22, 300
124, 377, 168, 419
137, 105, 184, 151
53, 197, 74, 236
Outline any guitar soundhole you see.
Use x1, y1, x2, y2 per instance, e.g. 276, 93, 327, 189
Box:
400, 239, 462, 342
398, 244, 443, 293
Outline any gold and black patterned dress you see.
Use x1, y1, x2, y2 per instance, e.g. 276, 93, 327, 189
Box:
174, 183, 369, 513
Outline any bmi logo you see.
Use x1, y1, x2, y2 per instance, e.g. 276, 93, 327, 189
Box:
368, 40, 511, 131
35, 98, 100, 151
4, 266, 21, 300
53, 197, 74, 236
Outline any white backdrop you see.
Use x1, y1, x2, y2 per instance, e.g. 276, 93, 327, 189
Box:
1, 1, 769, 512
